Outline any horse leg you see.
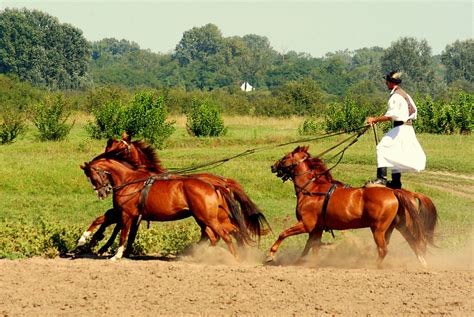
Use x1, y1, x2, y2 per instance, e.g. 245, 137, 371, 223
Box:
300, 229, 323, 259
266, 221, 307, 263
221, 219, 242, 247
123, 216, 141, 258
371, 227, 388, 268
205, 227, 219, 246
208, 220, 238, 258
77, 210, 112, 246
98, 224, 121, 255
111, 215, 133, 261
384, 221, 397, 246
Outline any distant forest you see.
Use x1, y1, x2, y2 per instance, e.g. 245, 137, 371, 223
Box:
1, 8, 472, 95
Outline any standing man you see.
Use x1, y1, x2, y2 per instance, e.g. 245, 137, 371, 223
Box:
365, 71, 426, 189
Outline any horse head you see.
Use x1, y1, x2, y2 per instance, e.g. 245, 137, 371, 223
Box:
105, 131, 132, 157
105, 132, 167, 174
80, 161, 112, 200
271, 146, 311, 181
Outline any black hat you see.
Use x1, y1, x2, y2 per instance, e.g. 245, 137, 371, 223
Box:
385, 71, 402, 84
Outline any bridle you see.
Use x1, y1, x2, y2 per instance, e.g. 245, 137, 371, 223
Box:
89, 166, 112, 192
275, 154, 309, 182
275, 153, 333, 195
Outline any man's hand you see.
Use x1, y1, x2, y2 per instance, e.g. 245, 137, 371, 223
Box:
366, 117, 377, 125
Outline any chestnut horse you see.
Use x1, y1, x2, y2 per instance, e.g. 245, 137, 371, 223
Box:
78, 132, 270, 254
81, 149, 256, 260
267, 146, 435, 266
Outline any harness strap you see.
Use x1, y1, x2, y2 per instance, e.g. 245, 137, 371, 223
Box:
394, 88, 416, 117
321, 184, 338, 237
137, 176, 155, 214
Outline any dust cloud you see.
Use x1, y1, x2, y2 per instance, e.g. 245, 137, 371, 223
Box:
180, 230, 473, 271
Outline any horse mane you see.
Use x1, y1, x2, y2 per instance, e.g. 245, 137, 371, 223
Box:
131, 140, 168, 173
306, 157, 339, 184
92, 149, 141, 170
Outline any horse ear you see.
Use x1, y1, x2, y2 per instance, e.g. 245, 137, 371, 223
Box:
122, 131, 130, 142
303, 145, 309, 152
80, 164, 85, 170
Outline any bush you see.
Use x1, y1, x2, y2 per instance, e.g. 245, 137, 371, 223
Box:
0, 109, 25, 144
298, 117, 323, 136
415, 93, 473, 134
87, 91, 175, 148
186, 100, 227, 137
86, 100, 126, 139
123, 92, 176, 148
32, 94, 73, 141
324, 98, 369, 132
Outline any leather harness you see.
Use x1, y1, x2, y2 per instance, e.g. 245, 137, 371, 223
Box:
393, 87, 416, 127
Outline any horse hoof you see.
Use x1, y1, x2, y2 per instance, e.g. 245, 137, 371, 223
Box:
110, 256, 118, 261
265, 255, 274, 263
418, 255, 428, 268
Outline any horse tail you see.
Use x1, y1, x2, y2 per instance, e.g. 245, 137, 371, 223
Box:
413, 192, 438, 246
225, 179, 272, 241
393, 189, 427, 252
215, 185, 252, 245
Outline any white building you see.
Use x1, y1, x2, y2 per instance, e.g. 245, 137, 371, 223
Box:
240, 82, 254, 92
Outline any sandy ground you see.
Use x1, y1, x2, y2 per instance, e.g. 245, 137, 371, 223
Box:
1, 234, 473, 316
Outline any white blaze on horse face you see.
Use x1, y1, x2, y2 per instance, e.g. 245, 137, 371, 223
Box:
111, 245, 124, 261
77, 231, 91, 246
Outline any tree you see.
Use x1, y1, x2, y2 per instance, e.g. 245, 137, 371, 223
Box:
441, 39, 474, 84
275, 78, 324, 115
381, 37, 436, 95
0, 8, 91, 90
91, 38, 141, 60
315, 51, 353, 96
173, 24, 225, 66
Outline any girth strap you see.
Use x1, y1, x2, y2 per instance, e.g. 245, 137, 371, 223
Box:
322, 183, 338, 238
137, 176, 155, 217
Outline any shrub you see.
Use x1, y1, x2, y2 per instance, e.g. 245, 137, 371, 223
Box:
87, 91, 175, 148
86, 100, 126, 139
186, 100, 227, 137
415, 93, 473, 134
298, 117, 323, 136
0, 108, 25, 144
324, 98, 369, 132
32, 94, 73, 141
123, 92, 176, 148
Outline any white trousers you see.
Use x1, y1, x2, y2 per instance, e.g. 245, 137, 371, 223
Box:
376, 125, 426, 173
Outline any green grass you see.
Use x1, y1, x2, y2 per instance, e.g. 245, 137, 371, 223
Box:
0, 115, 473, 258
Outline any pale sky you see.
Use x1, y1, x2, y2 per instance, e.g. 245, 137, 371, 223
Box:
2, 0, 473, 57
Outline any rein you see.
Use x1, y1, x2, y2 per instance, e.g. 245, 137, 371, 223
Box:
168, 125, 370, 175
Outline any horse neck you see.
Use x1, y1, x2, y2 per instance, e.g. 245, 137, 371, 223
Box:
129, 147, 145, 166
292, 161, 334, 190
96, 159, 148, 186
292, 161, 317, 188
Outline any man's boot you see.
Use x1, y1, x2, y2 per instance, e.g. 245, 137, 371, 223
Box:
387, 172, 402, 189
365, 167, 387, 186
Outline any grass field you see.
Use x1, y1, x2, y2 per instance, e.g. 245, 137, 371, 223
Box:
0, 114, 473, 259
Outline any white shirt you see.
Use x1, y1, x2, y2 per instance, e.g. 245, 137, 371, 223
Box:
384, 87, 417, 122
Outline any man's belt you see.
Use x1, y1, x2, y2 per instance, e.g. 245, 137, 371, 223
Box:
394, 120, 412, 127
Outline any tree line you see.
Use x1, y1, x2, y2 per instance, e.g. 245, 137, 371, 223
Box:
1, 8, 472, 96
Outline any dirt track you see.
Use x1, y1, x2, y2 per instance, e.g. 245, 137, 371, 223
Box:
1, 238, 473, 316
